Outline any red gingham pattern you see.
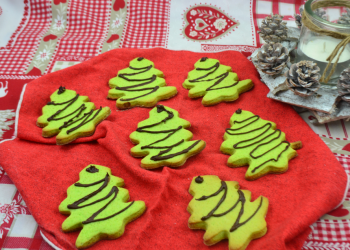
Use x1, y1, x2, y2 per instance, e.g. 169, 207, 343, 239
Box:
46, 0, 112, 73
2, 0, 350, 249
2, 227, 53, 250
308, 222, 350, 242
335, 155, 350, 202
303, 156, 350, 245
120, 0, 171, 48
0, 0, 52, 74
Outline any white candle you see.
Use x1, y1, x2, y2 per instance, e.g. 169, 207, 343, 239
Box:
301, 37, 350, 63
297, 36, 350, 83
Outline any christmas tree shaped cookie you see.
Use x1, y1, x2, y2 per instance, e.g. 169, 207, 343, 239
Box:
37, 87, 111, 145
130, 105, 206, 169
188, 175, 269, 250
108, 57, 177, 109
59, 165, 146, 249
220, 109, 302, 180
183, 57, 253, 106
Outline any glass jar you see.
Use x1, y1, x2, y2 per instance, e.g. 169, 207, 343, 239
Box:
296, 0, 350, 85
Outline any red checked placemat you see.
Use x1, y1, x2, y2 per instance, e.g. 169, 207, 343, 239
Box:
0, 48, 347, 250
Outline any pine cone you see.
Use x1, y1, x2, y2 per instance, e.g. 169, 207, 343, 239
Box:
314, 8, 327, 20
294, 6, 304, 29
285, 61, 321, 97
337, 8, 350, 24
295, 6, 327, 29
337, 68, 350, 102
258, 14, 288, 43
255, 42, 289, 75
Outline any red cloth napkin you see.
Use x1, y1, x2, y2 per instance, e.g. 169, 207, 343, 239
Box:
0, 48, 347, 250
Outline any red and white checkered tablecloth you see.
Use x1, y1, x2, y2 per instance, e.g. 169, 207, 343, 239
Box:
1, 0, 350, 249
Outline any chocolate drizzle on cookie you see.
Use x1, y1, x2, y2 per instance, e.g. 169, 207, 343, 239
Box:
196, 180, 263, 232
225, 113, 290, 173
67, 171, 134, 225
188, 60, 238, 91
114, 58, 161, 101
46, 93, 102, 135
136, 105, 202, 161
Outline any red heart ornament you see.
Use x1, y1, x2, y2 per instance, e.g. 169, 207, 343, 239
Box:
113, 0, 125, 11
195, 18, 208, 30
342, 143, 350, 152
107, 34, 120, 43
26, 67, 42, 76
43, 34, 57, 42
53, 0, 66, 5
183, 5, 239, 41
327, 204, 350, 217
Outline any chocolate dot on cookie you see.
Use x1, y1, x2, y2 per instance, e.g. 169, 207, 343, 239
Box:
200, 57, 208, 62
137, 57, 144, 61
86, 166, 99, 173
235, 108, 242, 114
58, 86, 66, 95
156, 105, 166, 113
195, 176, 204, 184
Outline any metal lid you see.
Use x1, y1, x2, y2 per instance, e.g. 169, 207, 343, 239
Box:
304, 0, 350, 32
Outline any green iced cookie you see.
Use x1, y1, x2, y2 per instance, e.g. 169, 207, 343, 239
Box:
188, 175, 269, 250
220, 109, 302, 180
59, 165, 146, 249
37, 87, 111, 145
108, 57, 177, 109
182, 57, 254, 106
183, 57, 254, 106
130, 105, 206, 169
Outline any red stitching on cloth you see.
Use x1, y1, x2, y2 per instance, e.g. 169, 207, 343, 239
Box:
252, 0, 261, 47
321, 135, 349, 141
120, 0, 170, 48
164, 0, 171, 48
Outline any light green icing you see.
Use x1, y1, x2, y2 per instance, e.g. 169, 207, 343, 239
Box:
59, 165, 146, 249
188, 175, 268, 250
108, 58, 177, 108
220, 110, 297, 180
37, 88, 110, 144
183, 58, 253, 106
130, 105, 206, 169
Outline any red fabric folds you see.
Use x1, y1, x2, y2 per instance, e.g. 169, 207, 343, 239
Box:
0, 48, 347, 250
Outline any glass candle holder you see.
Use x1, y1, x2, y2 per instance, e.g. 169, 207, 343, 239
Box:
296, 0, 350, 85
